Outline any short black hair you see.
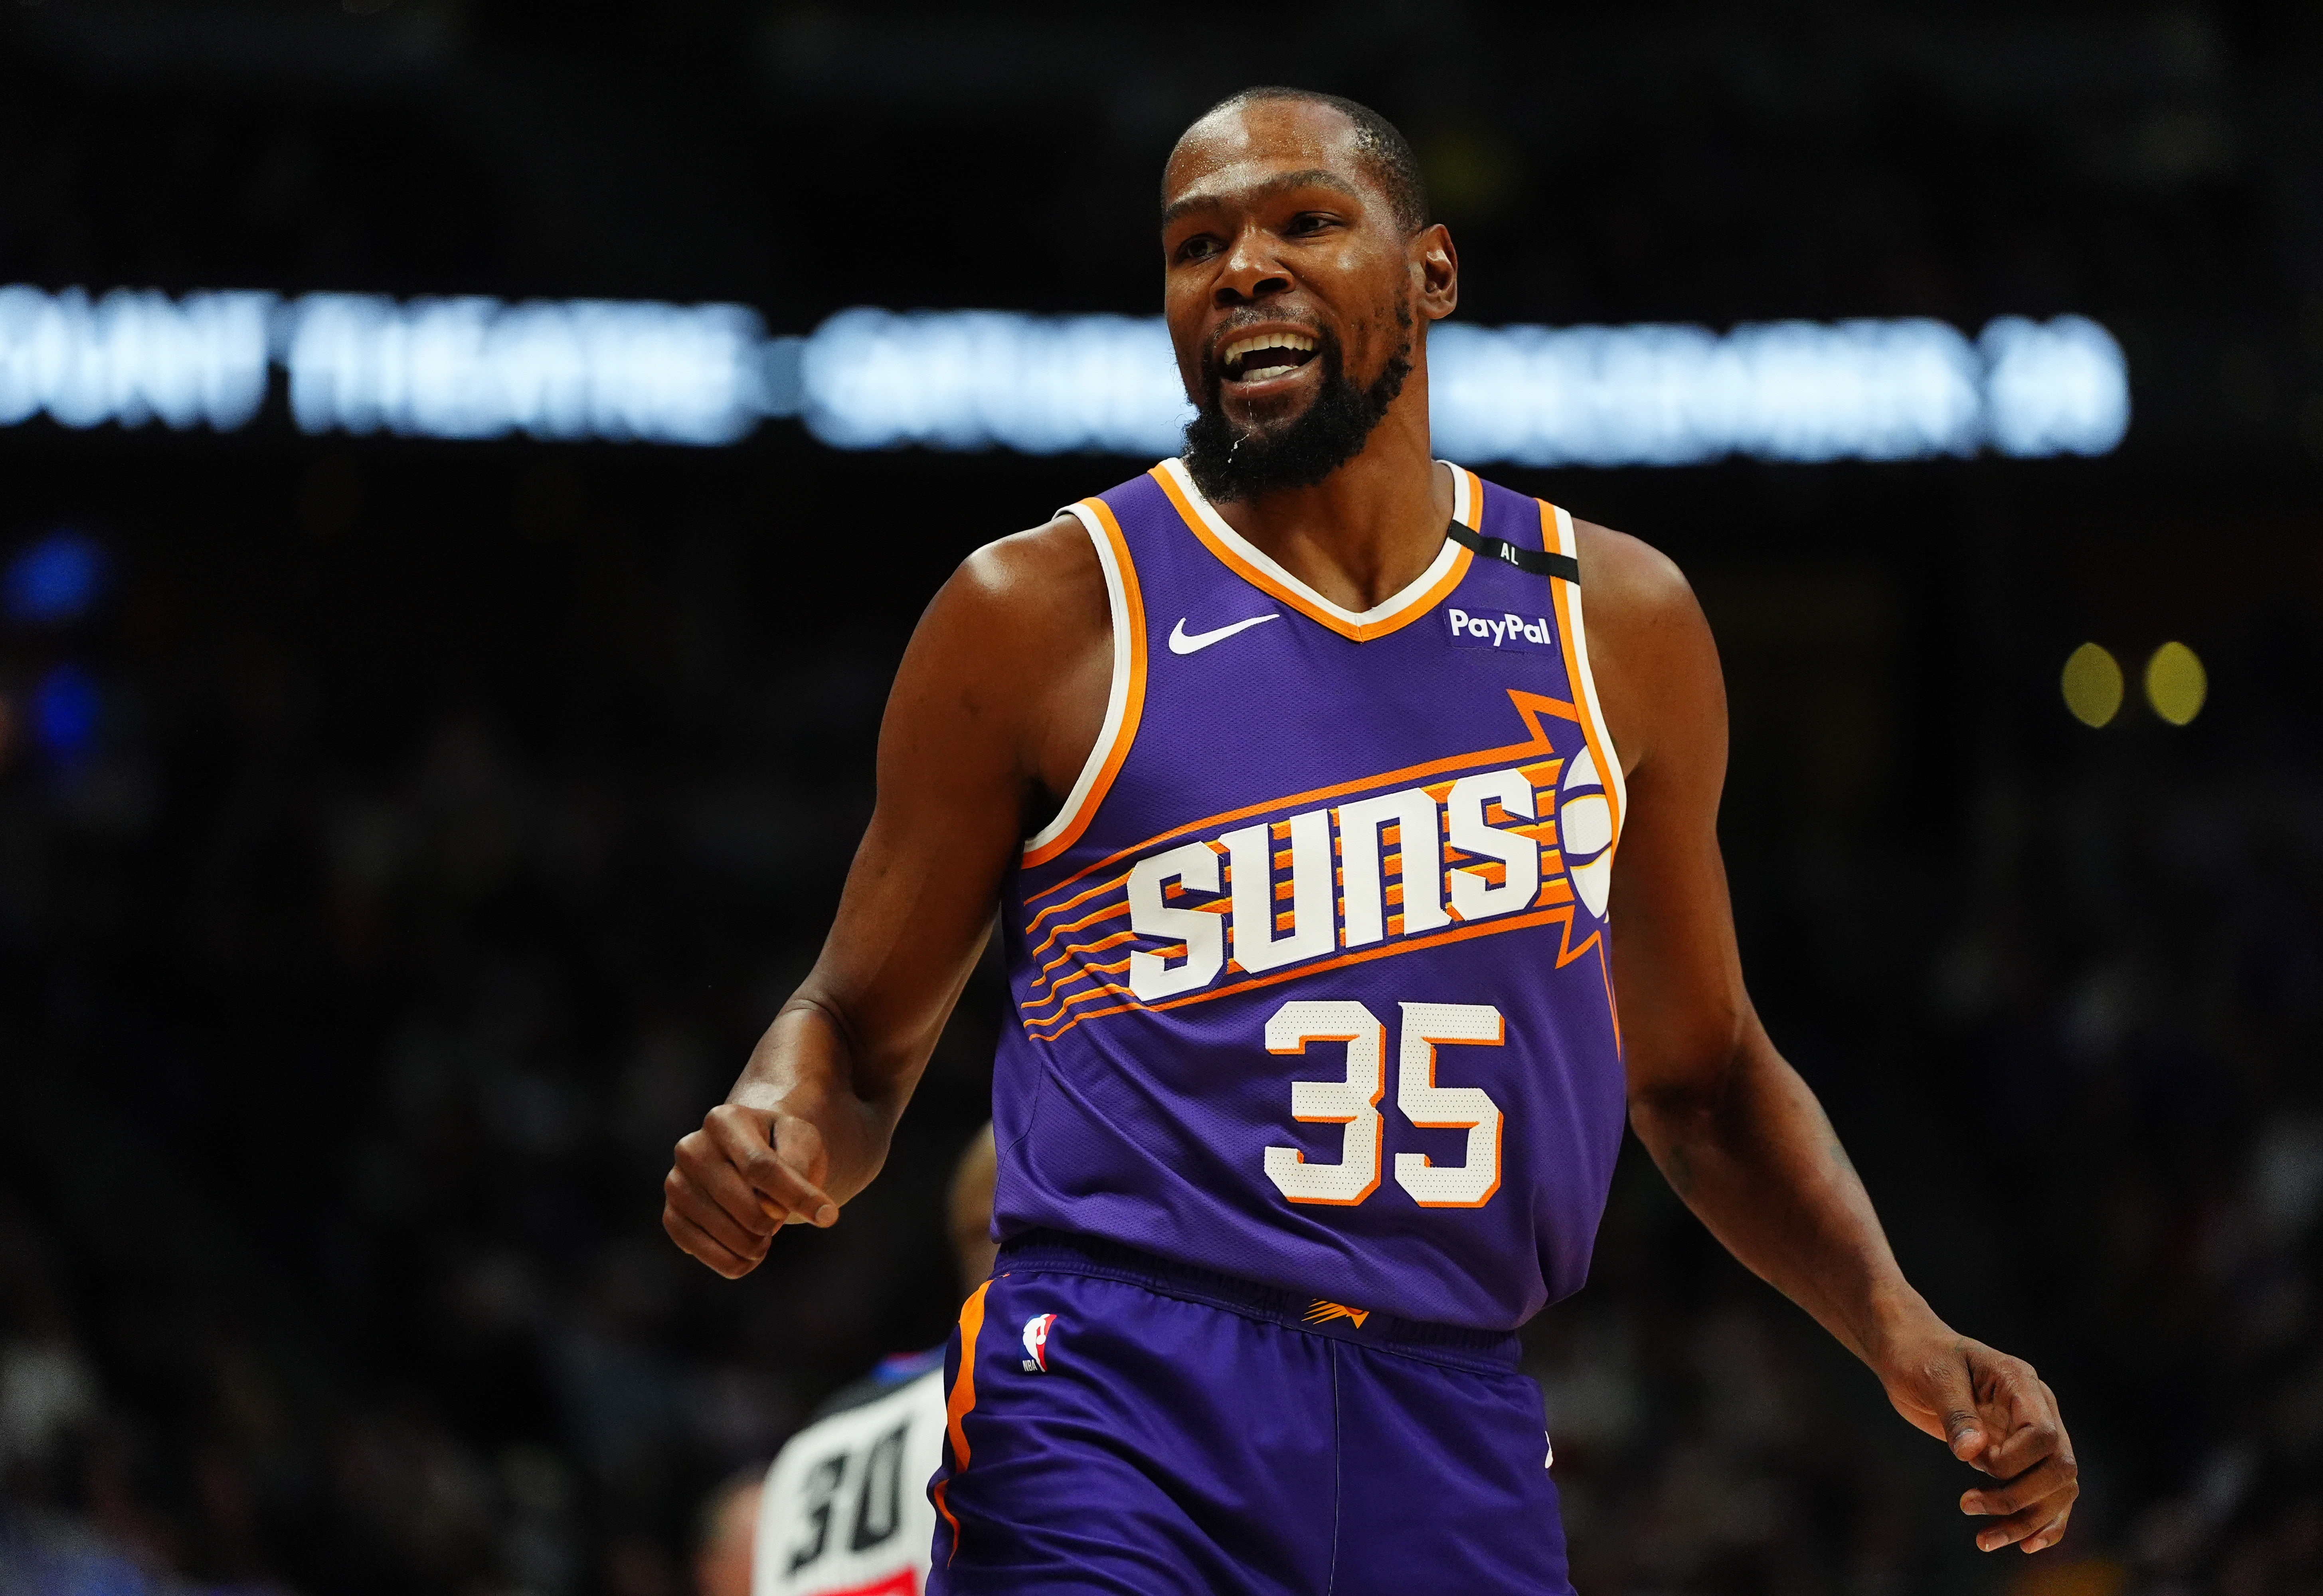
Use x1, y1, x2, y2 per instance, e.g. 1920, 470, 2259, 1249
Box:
1180, 87, 1431, 235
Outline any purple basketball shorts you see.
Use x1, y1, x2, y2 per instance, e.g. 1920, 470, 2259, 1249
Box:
925, 1231, 1573, 1595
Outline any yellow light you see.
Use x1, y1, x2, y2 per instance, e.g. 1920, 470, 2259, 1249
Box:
2060, 643, 2123, 727
2145, 641, 2207, 725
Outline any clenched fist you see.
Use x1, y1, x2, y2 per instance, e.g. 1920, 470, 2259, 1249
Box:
661, 1104, 840, 1279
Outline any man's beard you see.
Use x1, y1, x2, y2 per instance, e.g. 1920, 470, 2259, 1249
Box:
1181, 321, 1414, 503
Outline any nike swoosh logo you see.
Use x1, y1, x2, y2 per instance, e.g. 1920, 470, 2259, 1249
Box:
1168, 613, 1282, 655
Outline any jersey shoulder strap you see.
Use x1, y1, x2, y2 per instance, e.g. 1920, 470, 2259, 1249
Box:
1445, 518, 1579, 584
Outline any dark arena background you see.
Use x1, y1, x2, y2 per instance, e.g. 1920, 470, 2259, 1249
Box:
2, 4, 2321, 1594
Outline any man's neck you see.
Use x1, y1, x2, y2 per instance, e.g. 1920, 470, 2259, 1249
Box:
1205, 368, 1451, 614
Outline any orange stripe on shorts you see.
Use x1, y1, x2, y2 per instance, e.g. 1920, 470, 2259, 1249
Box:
932, 1279, 992, 1564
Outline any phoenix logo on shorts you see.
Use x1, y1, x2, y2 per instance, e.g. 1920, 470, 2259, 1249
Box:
1020, 1313, 1057, 1373
1015, 691, 1621, 1044
1303, 1299, 1371, 1329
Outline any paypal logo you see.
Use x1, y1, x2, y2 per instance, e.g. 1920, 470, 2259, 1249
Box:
1447, 608, 1556, 652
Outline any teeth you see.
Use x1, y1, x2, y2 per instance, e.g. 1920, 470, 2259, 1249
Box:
1222, 331, 1317, 373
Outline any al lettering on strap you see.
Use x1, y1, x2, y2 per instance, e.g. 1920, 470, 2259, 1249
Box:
1445, 520, 1579, 585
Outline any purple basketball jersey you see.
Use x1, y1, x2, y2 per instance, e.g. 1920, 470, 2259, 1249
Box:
989, 458, 1629, 1331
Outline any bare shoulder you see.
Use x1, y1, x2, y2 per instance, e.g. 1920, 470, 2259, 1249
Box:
913, 510, 1107, 662
952, 511, 1105, 617
1570, 518, 1722, 778
899, 510, 1114, 816
1572, 518, 1698, 637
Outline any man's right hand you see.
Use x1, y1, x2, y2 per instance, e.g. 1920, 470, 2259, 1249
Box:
662, 1104, 840, 1279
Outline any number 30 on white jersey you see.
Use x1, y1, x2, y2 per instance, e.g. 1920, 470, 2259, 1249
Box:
754, 1367, 946, 1596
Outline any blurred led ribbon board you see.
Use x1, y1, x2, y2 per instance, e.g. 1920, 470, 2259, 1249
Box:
0, 286, 2130, 464
0, 286, 275, 431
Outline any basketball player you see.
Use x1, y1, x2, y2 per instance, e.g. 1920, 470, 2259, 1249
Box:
664, 88, 2078, 1592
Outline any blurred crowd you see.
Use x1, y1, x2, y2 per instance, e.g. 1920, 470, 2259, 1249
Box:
0, 446, 1002, 1596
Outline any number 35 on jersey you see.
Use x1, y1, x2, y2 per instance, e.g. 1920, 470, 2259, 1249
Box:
1263, 999, 1506, 1210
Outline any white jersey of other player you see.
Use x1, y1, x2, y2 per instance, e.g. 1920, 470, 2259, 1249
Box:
753, 1351, 947, 1596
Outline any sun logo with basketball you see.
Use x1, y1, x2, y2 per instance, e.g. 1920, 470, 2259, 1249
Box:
1020, 1313, 1057, 1373
1558, 746, 1615, 919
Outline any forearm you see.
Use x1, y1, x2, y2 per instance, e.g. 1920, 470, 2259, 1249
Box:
722, 786, 1002, 1206
1629, 1031, 1935, 1367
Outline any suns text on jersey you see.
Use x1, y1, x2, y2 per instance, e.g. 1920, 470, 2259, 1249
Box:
1013, 694, 1622, 1043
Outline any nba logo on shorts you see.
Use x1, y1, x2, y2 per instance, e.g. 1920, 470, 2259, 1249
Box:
1020, 1313, 1057, 1373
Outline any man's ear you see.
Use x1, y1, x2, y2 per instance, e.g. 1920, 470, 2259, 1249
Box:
1416, 223, 1459, 321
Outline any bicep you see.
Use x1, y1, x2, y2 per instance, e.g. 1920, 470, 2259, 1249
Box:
793, 518, 1107, 1093
797, 565, 1055, 1086
1593, 556, 1753, 1103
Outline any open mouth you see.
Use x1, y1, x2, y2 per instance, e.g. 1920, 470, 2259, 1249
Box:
1220, 331, 1319, 384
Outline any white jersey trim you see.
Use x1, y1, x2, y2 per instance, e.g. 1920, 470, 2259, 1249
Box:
1022, 501, 1135, 858
1544, 502, 1627, 830
1445, 459, 1475, 529
1157, 456, 1470, 632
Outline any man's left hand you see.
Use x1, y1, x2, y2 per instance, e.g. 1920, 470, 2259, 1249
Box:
1880, 1329, 2079, 1554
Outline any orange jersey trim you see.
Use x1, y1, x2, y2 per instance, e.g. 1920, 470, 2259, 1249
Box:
1592, 935, 1622, 1053
1540, 498, 1623, 844
1024, 869, 1135, 940
1024, 499, 1149, 869
1026, 902, 1604, 1044
1026, 928, 1137, 995
1535, 498, 1627, 1049
933, 1279, 992, 1566
1149, 462, 1476, 645
1024, 893, 1134, 964
1016, 954, 1137, 1027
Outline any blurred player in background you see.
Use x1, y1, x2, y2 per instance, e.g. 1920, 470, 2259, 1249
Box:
692, 1126, 997, 1596
666, 89, 2078, 1592
693, 1471, 760, 1596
